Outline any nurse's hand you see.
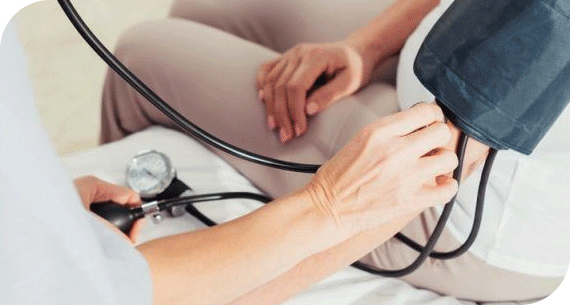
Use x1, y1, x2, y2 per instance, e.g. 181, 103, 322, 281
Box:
74, 176, 144, 243
256, 40, 377, 143
303, 103, 459, 234
445, 121, 491, 182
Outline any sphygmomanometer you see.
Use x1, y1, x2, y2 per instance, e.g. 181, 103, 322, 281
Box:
57, 0, 570, 277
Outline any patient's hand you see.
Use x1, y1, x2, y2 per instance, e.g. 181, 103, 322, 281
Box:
256, 40, 377, 143
74, 176, 144, 243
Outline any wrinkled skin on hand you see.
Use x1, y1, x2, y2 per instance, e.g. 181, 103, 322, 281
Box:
302, 103, 459, 235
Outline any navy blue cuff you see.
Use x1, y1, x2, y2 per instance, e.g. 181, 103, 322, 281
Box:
413, 0, 570, 155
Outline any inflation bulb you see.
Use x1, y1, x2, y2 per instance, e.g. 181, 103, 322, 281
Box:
90, 202, 144, 234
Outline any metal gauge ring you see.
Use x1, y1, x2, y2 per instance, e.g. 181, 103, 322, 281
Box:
126, 150, 176, 198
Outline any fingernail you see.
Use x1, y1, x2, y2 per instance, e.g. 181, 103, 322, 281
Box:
294, 124, 303, 137
258, 90, 264, 101
279, 128, 290, 143
306, 103, 318, 115
267, 115, 276, 130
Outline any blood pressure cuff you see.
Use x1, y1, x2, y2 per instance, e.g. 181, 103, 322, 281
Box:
414, 0, 570, 154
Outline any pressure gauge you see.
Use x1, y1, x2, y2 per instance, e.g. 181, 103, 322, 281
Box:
126, 150, 176, 198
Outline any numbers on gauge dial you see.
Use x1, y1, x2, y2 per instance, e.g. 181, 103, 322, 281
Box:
127, 152, 171, 195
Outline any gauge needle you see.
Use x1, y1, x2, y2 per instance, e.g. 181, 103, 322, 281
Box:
144, 169, 157, 179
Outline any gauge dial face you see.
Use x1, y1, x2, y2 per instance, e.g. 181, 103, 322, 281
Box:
126, 151, 175, 197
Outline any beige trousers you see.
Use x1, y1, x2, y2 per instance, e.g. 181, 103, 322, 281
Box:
100, 0, 563, 302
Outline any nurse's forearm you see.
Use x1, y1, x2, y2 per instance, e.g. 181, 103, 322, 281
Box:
346, 0, 439, 66
136, 104, 456, 305
137, 190, 342, 305
229, 212, 420, 305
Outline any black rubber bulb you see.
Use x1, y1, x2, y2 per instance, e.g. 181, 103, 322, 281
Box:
90, 201, 145, 235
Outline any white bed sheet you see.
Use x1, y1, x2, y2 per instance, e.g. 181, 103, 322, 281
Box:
62, 127, 512, 305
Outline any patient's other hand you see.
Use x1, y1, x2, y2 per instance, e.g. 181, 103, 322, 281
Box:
256, 40, 374, 143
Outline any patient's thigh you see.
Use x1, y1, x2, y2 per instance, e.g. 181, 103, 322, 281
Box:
169, 0, 398, 52
104, 19, 398, 197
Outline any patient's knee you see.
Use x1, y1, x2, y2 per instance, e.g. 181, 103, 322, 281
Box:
169, 0, 230, 25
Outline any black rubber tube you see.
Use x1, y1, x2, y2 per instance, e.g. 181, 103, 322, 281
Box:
58, 0, 496, 278
392, 149, 498, 259
351, 132, 469, 277
57, 0, 320, 173
156, 192, 272, 227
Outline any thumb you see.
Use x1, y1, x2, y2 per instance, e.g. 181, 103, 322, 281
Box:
92, 179, 141, 205
305, 71, 357, 116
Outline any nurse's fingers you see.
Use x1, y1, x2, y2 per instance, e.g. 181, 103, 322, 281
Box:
129, 218, 146, 244
399, 122, 452, 159
92, 179, 141, 206
416, 176, 458, 208
373, 103, 445, 138
416, 148, 458, 179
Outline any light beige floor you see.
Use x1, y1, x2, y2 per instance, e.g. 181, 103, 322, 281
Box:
14, 0, 170, 155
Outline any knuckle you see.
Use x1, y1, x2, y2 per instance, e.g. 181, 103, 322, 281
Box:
275, 81, 287, 91
362, 123, 392, 147
286, 82, 302, 92
296, 43, 308, 54
261, 62, 272, 72
443, 150, 459, 168
373, 115, 393, 129
431, 122, 451, 140
266, 74, 278, 83
355, 126, 373, 145
84, 175, 98, 183
263, 90, 273, 103
415, 102, 438, 118
364, 130, 380, 151
431, 103, 445, 120
372, 137, 403, 164
426, 103, 444, 122
386, 138, 406, 157
359, 128, 386, 158
308, 47, 322, 57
